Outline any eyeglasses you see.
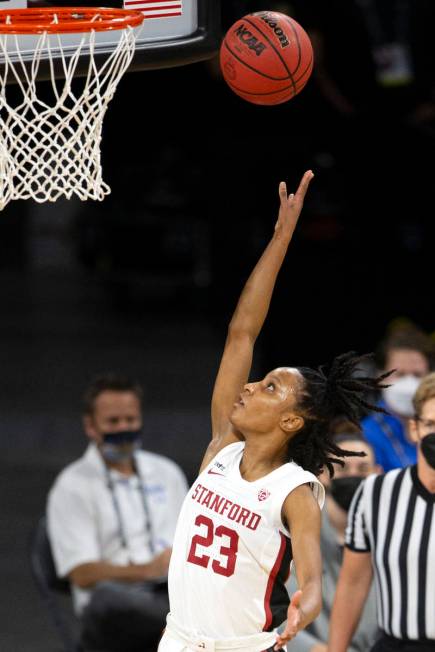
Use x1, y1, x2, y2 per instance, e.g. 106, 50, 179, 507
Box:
415, 416, 435, 430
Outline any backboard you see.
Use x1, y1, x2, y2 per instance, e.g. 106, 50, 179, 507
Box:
0, 0, 221, 75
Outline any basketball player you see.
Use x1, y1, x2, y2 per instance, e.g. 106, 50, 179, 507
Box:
158, 171, 390, 652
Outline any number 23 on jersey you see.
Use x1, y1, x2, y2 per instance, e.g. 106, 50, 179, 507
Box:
187, 514, 239, 577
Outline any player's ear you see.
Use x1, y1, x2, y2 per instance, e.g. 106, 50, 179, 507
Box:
280, 412, 304, 434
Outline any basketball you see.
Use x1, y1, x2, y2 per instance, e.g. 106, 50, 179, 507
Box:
220, 11, 313, 106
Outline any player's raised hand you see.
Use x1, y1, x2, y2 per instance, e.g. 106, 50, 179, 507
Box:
274, 170, 314, 234
274, 590, 304, 650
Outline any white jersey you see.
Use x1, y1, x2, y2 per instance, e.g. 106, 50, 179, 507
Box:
168, 442, 324, 639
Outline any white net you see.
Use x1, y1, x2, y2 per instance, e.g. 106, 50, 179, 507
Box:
0, 16, 140, 210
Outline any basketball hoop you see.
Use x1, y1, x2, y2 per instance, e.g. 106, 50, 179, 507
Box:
0, 8, 145, 210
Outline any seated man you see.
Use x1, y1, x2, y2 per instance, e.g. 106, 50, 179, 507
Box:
287, 426, 380, 652
47, 373, 188, 652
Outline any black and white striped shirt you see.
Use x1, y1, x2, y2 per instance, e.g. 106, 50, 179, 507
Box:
346, 466, 435, 641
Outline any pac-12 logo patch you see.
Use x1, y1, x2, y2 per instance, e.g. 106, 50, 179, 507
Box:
258, 488, 270, 501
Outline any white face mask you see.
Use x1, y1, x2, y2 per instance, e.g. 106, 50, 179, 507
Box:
382, 374, 420, 418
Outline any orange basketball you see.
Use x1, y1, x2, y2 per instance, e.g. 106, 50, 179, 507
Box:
220, 11, 313, 106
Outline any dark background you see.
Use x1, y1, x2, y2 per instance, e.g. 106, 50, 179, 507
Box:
1, 1, 434, 649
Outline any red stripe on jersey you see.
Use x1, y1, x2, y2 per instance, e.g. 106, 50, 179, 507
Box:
263, 531, 287, 631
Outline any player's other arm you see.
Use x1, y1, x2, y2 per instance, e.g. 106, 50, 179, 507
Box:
328, 548, 373, 652
275, 484, 322, 650
201, 171, 314, 472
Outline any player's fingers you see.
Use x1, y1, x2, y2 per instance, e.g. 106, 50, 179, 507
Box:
279, 181, 287, 203
295, 170, 314, 199
278, 629, 296, 642
277, 617, 298, 641
274, 630, 296, 650
274, 636, 288, 651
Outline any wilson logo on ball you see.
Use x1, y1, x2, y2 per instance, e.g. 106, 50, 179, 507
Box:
258, 12, 289, 48
234, 25, 266, 57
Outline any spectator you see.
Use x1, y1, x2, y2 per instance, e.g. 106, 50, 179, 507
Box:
47, 374, 188, 652
362, 326, 433, 471
328, 372, 435, 652
287, 424, 380, 652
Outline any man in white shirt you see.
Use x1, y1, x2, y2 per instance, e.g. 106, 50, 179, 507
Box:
47, 374, 188, 652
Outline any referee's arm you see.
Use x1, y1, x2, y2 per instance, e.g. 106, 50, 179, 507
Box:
328, 548, 373, 652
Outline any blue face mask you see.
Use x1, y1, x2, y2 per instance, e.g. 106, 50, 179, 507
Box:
100, 429, 142, 463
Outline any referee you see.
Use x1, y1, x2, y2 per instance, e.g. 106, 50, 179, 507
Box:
328, 372, 435, 652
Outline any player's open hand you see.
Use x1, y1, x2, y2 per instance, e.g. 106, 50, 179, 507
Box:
274, 170, 314, 235
274, 590, 304, 650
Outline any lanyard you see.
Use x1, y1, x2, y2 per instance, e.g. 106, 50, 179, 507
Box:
105, 454, 156, 557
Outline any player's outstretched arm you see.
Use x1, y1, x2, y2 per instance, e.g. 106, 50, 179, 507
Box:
200, 171, 314, 473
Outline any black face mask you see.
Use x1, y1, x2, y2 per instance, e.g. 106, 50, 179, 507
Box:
103, 429, 142, 445
421, 432, 435, 469
330, 476, 363, 512
100, 429, 142, 463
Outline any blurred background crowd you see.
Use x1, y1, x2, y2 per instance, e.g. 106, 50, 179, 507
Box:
1, 1, 434, 650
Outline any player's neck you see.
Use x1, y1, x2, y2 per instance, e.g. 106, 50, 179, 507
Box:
240, 440, 287, 481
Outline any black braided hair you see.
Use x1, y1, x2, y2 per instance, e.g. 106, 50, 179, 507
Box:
288, 352, 392, 477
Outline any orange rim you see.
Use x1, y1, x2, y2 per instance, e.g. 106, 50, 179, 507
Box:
0, 7, 145, 34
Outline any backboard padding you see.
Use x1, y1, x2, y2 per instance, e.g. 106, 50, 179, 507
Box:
0, 1, 221, 73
